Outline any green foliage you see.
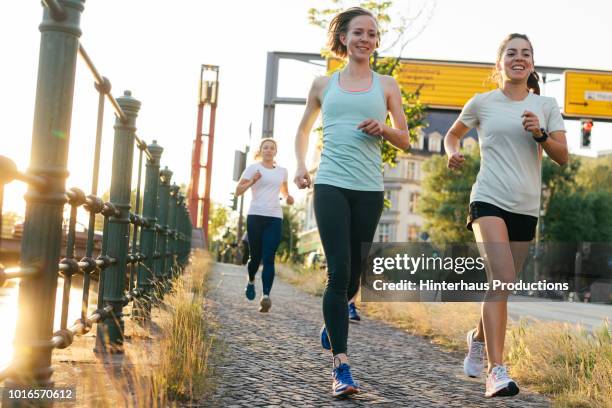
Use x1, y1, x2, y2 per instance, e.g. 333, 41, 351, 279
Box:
544, 190, 612, 242
208, 201, 232, 241
418, 149, 480, 243
277, 206, 303, 263
575, 155, 612, 193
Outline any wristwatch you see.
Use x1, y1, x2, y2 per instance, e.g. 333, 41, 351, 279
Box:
533, 128, 549, 143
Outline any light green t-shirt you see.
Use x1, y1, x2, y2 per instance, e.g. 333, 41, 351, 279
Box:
458, 89, 565, 217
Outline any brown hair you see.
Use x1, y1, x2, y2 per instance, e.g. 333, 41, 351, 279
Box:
327, 7, 379, 59
253, 138, 277, 161
493, 33, 540, 95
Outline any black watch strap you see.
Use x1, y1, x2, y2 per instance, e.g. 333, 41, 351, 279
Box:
533, 128, 548, 143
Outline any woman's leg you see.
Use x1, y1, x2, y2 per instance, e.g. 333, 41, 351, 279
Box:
472, 217, 515, 371
260, 217, 282, 296
347, 190, 384, 303
246, 215, 264, 282
314, 185, 351, 357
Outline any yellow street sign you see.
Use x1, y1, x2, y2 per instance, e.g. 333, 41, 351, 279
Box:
327, 59, 497, 110
564, 70, 612, 119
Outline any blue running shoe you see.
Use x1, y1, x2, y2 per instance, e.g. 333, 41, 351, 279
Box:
348, 302, 361, 322
320, 325, 331, 350
331, 363, 360, 397
245, 282, 255, 301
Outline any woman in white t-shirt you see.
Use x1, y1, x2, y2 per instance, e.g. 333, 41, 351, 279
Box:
235, 138, 293, 312
444, 34, 568, 398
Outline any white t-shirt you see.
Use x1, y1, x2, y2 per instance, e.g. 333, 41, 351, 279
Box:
241, 162, 287, 219
458, 89, 566, 217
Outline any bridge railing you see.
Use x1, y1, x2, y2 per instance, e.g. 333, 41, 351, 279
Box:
0, 0, 193, 394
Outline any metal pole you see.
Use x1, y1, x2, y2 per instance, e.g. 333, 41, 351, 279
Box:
95, 90, 141, 353
188, 94, 204, 227
6, 0, 85, 402
135, 141, 163, 320
155, 167, 172, 294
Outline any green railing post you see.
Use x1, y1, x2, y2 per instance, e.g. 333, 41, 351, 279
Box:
178, 201, 188, 267
167, 184, 179, 278
6, 0, 85, 400
95, 90, 141, 353
175, 193, 185, 272
154, 167, 172, 295
134, 140, 163, 321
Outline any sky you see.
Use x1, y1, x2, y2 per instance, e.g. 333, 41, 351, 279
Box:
2, 0, 612, 223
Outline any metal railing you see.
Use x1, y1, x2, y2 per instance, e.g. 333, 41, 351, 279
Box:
0, 0, 193, 396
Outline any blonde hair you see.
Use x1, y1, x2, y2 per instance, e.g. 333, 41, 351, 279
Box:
253, 138, 278, 161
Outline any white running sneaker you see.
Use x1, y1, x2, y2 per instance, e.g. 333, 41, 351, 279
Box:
485, 365, 519, 397
259, 295, 271, 313
463, 329, 485, 377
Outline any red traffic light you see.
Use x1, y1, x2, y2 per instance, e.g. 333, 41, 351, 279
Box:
582, 120, 593, 132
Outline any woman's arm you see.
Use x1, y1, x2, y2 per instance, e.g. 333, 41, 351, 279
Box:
357, 76, 410, 150
280, 181, 294, 205
444, 120, 471, 170
539, 131, 568, 165
522, 110, 568, 165
294, 76, 327, 189
235, 170, 261, 196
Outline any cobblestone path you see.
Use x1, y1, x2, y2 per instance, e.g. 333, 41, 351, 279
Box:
205, 263, 550, 407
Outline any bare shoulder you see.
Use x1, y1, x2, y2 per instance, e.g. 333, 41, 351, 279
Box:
378, 74, 401, 92
312, 75, 331, 91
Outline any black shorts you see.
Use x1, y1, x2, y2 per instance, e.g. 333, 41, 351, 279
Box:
466, 201, 538, 242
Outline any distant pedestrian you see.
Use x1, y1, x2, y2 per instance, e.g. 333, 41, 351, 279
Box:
444, 33, 568, 398
235, 138, 293, 312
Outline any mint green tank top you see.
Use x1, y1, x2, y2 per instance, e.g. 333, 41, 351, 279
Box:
315, 70, 387, 191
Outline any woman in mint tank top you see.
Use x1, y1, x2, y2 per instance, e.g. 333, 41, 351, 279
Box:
445, 34, 568, 398
294, 7, 410, 398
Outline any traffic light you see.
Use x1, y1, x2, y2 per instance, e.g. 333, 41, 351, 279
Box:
581, 119, 593, 148
229, 193, 237, 211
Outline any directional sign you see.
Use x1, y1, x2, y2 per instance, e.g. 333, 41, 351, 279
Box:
564, 70, 612, 119
327, 58, 497, 110
397, 61, 497, 109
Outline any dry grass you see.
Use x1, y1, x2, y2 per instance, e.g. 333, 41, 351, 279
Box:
65, 249, 217, 407
151, 249, 217, 404
507, 320, 612, 408
360, 302, 481, 350
276, 262, 327, 297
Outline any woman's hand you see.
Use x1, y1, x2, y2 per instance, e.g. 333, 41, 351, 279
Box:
286, 195, 294, 205
447, 152, 465, 170
294, 165, 311, 189
522, 110, 542, 136
357, 119, 384, 137
251, 170, 262, 184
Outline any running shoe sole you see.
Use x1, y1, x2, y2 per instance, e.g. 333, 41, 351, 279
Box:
486, 381, 519, 398
332, 385, 359, 397
259, 297, 271, 312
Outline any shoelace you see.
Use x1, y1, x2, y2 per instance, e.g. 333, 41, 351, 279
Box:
492, 366, 510, 382
469, 340, 485, 359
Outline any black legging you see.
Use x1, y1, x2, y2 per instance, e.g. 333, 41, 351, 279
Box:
247, 215, 282, 296
313, 184, 383, 355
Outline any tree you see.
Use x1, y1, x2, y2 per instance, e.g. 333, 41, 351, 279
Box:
277, 205, 303, 263
418, 148, 480, 243
308, 0, 432, 167
208, 201, 232, 242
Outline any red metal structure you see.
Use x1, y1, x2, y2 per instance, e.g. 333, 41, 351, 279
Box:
188, 65, 219, 245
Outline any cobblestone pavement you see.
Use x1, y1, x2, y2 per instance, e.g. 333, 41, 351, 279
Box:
205, 263, 550, 407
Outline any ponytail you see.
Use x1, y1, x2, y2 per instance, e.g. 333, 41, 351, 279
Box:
528, 71, 540, 95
